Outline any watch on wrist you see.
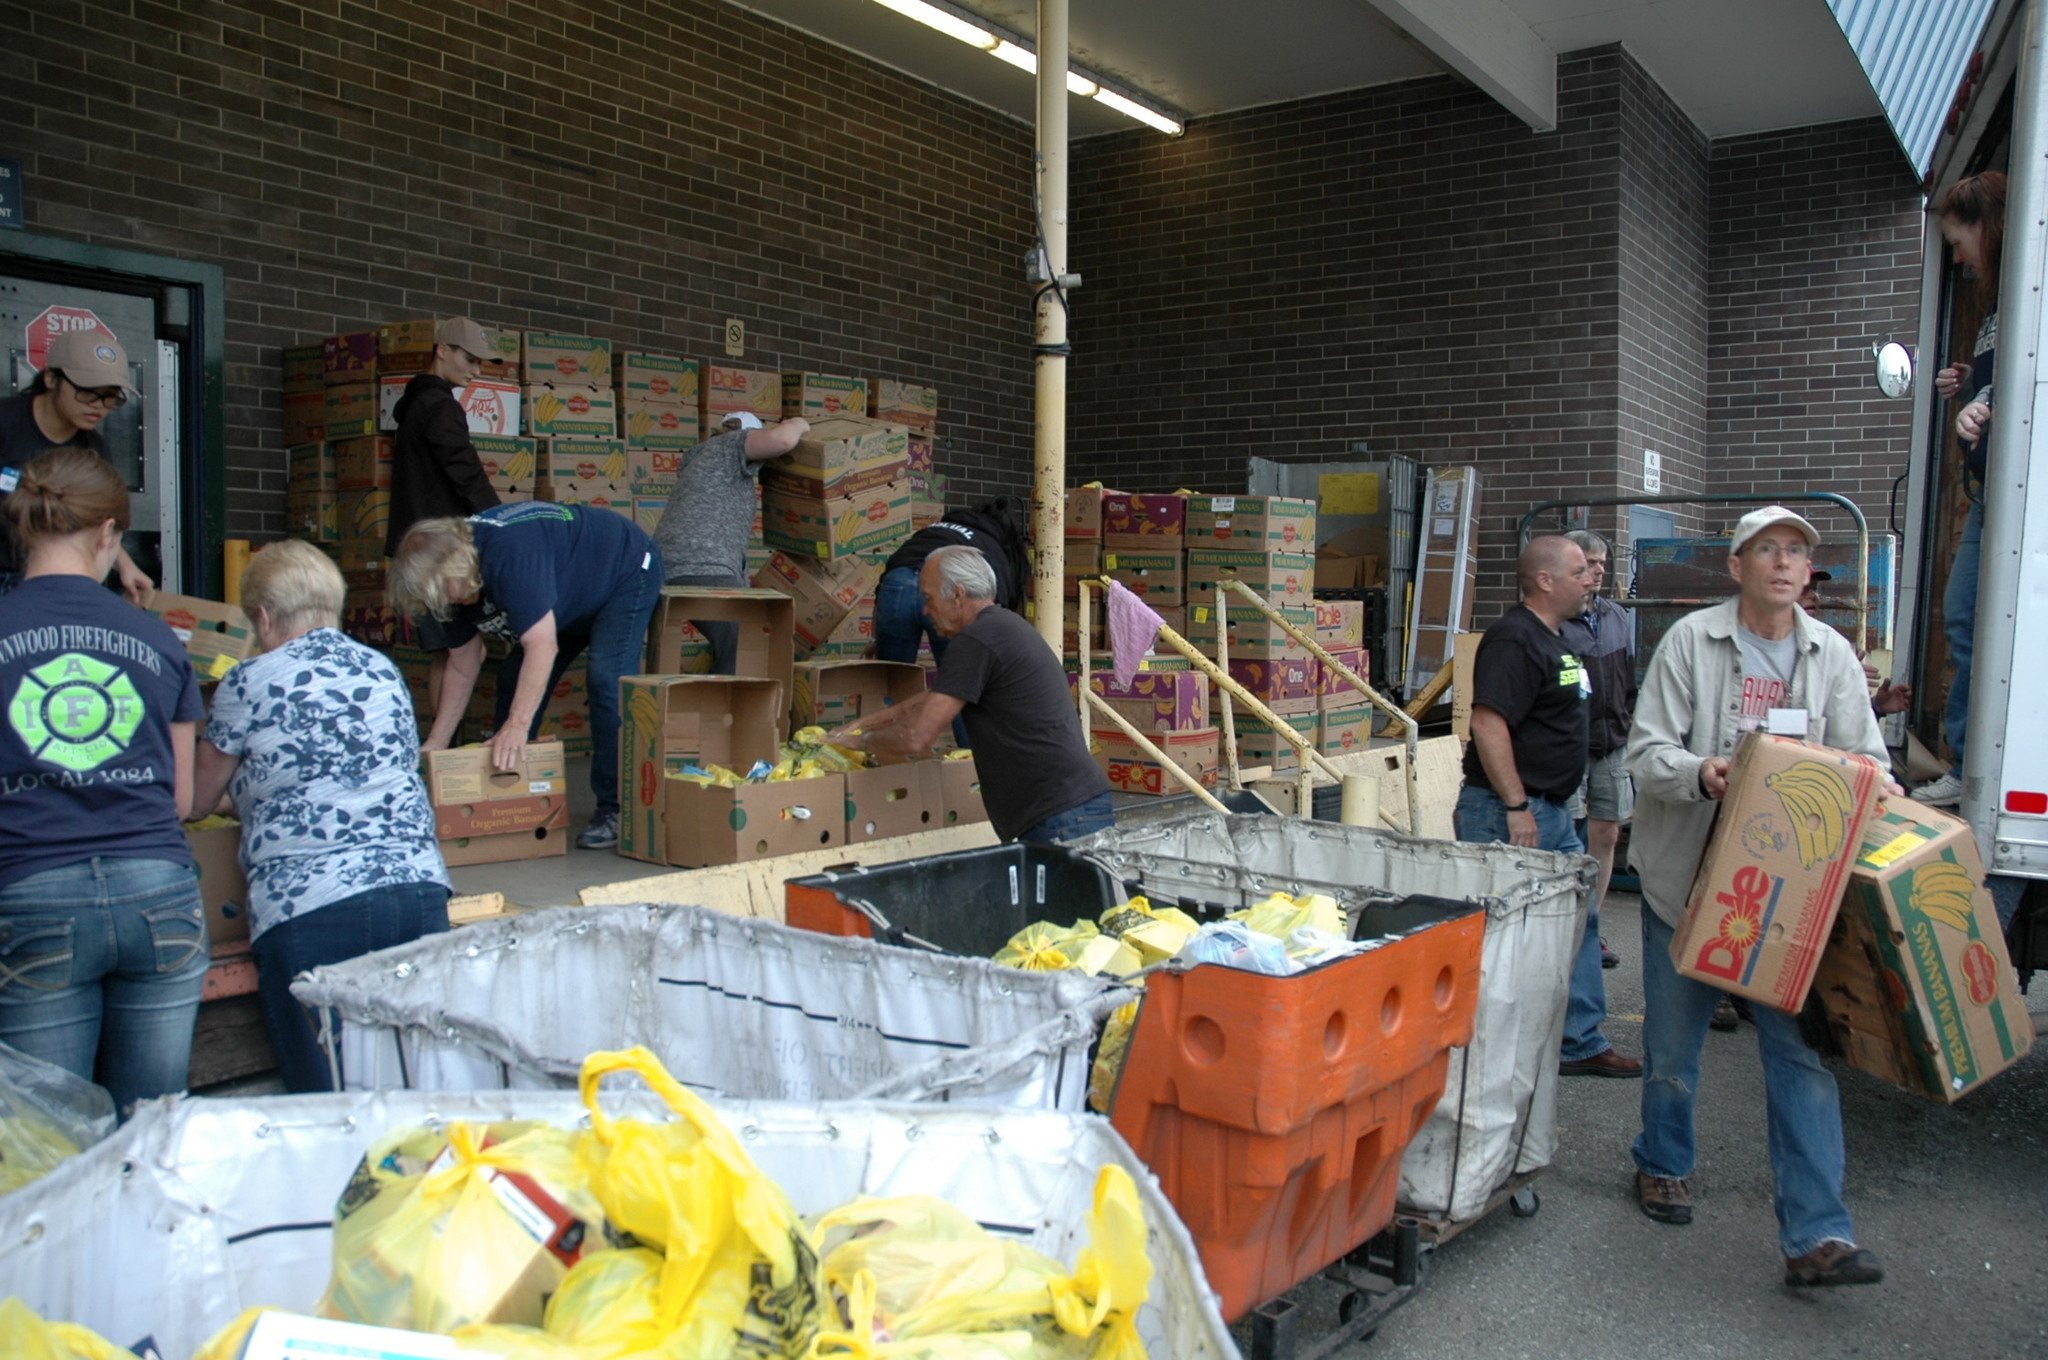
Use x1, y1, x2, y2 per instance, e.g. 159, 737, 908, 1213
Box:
1503, 799, 1531, 813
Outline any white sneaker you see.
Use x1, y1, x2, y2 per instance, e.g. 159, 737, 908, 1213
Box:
1910, 773, 1964, 807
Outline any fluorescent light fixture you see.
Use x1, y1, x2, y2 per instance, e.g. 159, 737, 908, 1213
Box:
990, 38, 1100, 95
871, 0, 996, 50
864, 0, 1182, 134
1091, 86, 1183, 136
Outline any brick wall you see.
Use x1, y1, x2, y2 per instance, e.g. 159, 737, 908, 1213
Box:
8, 0, 1041, 536
1705, 119, 1924, 544
1067, 50, 1636, 618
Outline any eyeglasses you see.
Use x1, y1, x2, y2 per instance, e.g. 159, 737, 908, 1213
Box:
60, 375, 128, 410
1744, 540, 1810, 560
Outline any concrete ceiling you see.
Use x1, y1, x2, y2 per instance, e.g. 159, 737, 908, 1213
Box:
730, 0, 1885, 142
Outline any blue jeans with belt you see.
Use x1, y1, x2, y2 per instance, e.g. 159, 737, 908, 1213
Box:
0, 857, 209, 1115
253, 881, 451, 1093
1016, 792, 1116, 846
1455, 783, 1610, 1062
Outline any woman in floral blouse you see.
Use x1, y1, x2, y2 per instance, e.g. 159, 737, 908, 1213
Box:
192, 540, 450, 1090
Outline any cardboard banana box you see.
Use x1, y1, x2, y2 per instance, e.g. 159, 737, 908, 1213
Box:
1807, 799, 2033, 1101
1672, 732, 1886, 1012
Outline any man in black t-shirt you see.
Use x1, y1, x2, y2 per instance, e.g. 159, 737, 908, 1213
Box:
832, 545, 1112, 844
1458, 534, 1641, 1079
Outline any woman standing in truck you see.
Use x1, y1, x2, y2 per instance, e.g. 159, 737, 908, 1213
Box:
1913, 169, 2005, 810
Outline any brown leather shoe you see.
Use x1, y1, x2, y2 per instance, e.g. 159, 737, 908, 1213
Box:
1560, 1049, 1644, 1078
1785, 1239, 1884, 1287
1635, 1171, 1693, 1225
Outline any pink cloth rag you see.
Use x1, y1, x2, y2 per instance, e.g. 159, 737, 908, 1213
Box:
1106, 580, 1165, 687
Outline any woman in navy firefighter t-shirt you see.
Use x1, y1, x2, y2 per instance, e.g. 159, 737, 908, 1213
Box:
0, 449, 207, 1115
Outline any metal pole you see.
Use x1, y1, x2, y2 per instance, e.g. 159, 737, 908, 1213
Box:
1030, 0, 1070, 653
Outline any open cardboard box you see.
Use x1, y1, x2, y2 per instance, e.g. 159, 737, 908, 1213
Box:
791, 659, 924, 732
619, 675, 845, 867
843, 758, 945, 843
184, 819, 249, 944
753, 552, 880, 656
648, 587, 795, 714
423, 741, 570, 866
142, 591, 257, 683
937, 756, 989, 826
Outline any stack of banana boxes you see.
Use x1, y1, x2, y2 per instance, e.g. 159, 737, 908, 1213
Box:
1675, 732, 2032, 1101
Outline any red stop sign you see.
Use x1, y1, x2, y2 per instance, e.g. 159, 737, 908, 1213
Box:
25, 306, 116, 371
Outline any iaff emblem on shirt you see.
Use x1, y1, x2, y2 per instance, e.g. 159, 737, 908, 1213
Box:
1558, 655, 1590, 699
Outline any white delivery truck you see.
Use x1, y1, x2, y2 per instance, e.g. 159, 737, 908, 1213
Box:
1881, 0, 2048, 973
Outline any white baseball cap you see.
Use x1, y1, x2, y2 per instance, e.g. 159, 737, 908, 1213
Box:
1729, 505, 1819, 555
721, 411, 765, 431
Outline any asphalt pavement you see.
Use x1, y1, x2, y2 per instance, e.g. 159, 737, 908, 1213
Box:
1283, 890, 2048, 1360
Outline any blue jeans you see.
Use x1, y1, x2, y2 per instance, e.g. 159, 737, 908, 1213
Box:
1634, 908, 1855, 1257
510, 548, 666, 818
254, 882, 451, 1093
1016, 792, 1115, 846
1455, 783, 1610, 1061
1942, 499, 1982, 775
669, 570, 746, 676
875, 565, 968, 747
0, 857, 209, 1115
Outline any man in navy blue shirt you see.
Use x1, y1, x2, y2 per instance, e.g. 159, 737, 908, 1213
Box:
391, 503, 664, 848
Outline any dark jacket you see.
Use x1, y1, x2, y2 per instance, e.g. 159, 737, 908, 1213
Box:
1562, 594, 1637, 758
884, 503, 1029, 611
385, 374, 497, 555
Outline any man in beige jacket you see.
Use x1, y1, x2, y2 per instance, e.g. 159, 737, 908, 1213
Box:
1625, 506, 1899, 1288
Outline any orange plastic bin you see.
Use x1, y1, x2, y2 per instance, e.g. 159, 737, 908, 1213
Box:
784, 843, 1486, 1320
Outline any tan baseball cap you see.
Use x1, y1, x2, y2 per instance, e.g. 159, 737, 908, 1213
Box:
435, 317, 505, 363
1729, 505, 1819, 555
45, 330, 135, 392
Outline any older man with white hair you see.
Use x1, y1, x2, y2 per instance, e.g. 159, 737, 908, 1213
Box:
833, 544, 1113, 844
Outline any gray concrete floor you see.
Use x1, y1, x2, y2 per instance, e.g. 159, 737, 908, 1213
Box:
398, 761, 2048, 1357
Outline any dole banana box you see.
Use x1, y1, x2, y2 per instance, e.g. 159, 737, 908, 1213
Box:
475, 435, 541, 499
618, 676, 844, 867
761, 479, 913, 560
626, 445, 682, 487
1314, 599, 1365, 646
283, 389, 326, 445
521, 332, 612, 383
615, 352, 698, 405
1093, 726, 1221, 795
1102, 549, 1184, 608
702, 364, 781, 421
1101, 492, 1187, 549
869, 378, 938, 431
622, 403, 699, 450
1068, 670, 1209, 732
1317, 645, 1369, 707
752, 550, 880, 655
762, 416, 910, 498
323, 382, 380, 440
524, 383, 617, 439
1808, 799, 2032, 1101
1673, 732, 1886, 1011
782, 370, 869, 419
1185, 549, 1316, 610
1184, 494, 1317, 550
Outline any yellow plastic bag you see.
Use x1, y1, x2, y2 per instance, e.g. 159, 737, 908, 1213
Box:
0, 1041, 116, 1193
320, 1119, 608, 1333
451, 1323, 587, 1358
574, 1048, 824, 1359
540, 1247, 666, 1355
0, 1298, 130, 1360
993, 919, 1099, 972
1097, 896, 1201, 939
1087, 1001, 1140, 1114
811, 1166, 1152, 1358
1229, 890, 1343, 941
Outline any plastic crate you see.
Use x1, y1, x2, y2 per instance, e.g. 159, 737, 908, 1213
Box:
784, 838, 1486, 1321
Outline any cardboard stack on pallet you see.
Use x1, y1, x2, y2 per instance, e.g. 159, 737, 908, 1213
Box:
760, 415, 913, 562
871, 378, 941, 526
